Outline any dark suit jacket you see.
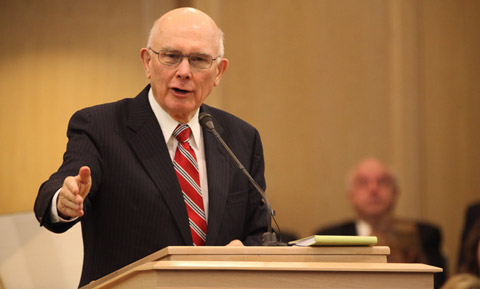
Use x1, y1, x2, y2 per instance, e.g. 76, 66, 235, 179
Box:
315, 220, 447, 289
34, 85, 268, 287
458, 202, 480, 267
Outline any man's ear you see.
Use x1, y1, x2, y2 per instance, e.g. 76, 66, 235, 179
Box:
214, 58, 229, 86
140, 48, 152, 79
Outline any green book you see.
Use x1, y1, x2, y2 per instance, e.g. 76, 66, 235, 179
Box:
288, 235, 378, 247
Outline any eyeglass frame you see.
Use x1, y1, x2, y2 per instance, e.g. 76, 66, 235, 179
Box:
148, 47, 221, 69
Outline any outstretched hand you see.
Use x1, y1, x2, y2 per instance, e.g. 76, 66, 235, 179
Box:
57, 166, 92, 219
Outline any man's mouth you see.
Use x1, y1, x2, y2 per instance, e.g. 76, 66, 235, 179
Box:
172, 87, 192, 94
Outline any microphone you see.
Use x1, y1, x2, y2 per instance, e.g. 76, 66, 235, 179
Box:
199, 112, 284, 246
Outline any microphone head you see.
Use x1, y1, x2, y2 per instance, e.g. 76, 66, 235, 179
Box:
199, 112, 215, 132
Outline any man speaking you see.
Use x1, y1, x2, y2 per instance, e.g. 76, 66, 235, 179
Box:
34, 7, 267, 287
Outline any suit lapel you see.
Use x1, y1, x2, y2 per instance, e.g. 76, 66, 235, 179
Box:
126, 86, 191, 245
201, 106, 235, 245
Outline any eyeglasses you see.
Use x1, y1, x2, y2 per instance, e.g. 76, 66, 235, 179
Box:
353, 177, 395, 190
149, 48, 220, 69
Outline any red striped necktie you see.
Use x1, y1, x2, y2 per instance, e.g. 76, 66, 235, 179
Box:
173, 124, 207, 246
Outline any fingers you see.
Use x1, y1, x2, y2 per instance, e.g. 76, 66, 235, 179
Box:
58, 176, 85, 218
56, 166, 92, 218
226, 239, 244, 247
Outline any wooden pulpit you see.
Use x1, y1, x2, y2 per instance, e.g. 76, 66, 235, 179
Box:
81, 246, 441, 289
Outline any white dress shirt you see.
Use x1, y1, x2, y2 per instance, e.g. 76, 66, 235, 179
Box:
355, 219, 372, 236
147, 88, 209, 220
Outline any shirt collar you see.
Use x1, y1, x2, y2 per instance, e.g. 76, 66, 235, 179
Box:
355, 219, 372, 236
148, 88, 201, 149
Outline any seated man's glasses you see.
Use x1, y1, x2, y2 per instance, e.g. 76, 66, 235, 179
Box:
149, 48, 220, 70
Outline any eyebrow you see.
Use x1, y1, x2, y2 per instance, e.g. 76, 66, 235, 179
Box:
159, 46, 212, 56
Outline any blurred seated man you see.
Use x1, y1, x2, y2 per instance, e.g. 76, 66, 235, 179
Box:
314, 157, 447, 288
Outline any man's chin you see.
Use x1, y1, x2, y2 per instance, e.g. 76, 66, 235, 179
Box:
167, 103, 199, 122
363, 208, 390, 219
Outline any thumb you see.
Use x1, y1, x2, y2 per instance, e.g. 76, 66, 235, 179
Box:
77, 166, 92, 198
78, 166, 91, 182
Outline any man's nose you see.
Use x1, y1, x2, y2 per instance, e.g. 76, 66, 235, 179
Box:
367, 181, 379, 192
176, 57, 192, 79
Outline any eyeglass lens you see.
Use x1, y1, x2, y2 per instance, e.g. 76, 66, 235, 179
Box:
159, 50, 214, 69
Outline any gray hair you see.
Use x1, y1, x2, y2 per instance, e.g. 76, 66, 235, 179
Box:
217, 28, 225, 58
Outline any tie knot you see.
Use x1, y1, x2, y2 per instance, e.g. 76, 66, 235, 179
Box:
174, 124, 191, 143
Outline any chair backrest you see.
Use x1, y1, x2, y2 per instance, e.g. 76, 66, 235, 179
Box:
0, 212, 82, 289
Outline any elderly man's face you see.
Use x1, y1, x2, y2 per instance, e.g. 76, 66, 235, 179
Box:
141, 10, 228, 123
349, 159, 397, 220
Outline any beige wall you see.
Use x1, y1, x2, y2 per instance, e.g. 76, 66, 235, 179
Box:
0, 0, 176, 214
1, 0, 478, 275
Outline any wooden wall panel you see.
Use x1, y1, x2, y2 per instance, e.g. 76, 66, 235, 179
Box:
196, 0, 398, 236
420, 0, 480, 271
0, 0, 176, 214
197, 0, 392, 234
